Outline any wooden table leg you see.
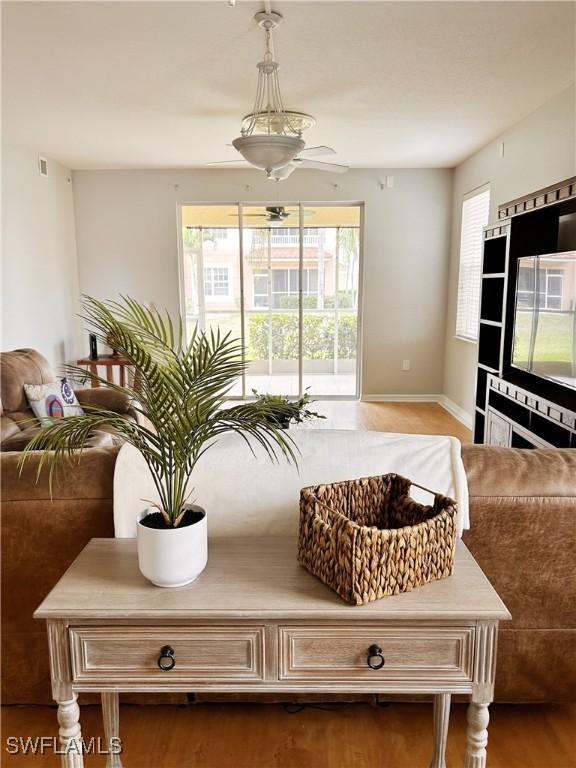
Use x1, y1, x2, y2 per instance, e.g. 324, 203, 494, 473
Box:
56, 694, 84, 768
465, 621, 497, 767
102, 692, 123, 768
48, 621, 84, 768
430, 693, 451, 768
464, 701, 490, 768
89, 363, 100, 388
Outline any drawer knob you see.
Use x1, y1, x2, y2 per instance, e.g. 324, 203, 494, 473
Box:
157, 645, 176, 671
367, 644, 385, 670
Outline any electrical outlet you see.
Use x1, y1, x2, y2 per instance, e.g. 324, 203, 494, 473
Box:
402, 359, 411, 371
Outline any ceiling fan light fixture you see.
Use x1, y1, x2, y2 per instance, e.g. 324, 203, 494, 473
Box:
232, 135, 304, 174
241, 110, 316, 137
216, 8, 346, 179
231, 9, 314, 173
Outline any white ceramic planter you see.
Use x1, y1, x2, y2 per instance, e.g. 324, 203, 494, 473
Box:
136, 505, 208, 588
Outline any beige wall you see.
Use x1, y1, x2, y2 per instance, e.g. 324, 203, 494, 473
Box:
443, 85, 576, 418
1, 142, 81, 368
72, 168, 453, 396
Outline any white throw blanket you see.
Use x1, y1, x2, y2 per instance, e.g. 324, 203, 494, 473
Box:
114, 430, 469, 539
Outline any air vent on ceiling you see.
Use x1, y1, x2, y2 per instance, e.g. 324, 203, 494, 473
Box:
38, 156, 48, 177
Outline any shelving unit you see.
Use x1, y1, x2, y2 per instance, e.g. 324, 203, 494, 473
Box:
473, 176, 576, 447
484, 375, 575, 448
473, 227, 509, 443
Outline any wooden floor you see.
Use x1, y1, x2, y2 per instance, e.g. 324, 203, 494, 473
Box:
3, 402, 572, 768
2, 700, 575, 767
306, 401, 472, 442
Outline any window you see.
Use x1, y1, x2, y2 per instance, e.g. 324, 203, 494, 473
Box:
252, 268, 318, 308
204, 266, 229, 297
253, 271, 268, 308
518, 266, 564, 310
540, 269, 563, 310
517, 266, 535, 309
269, 227, 318, 245
455, 186, 491, 340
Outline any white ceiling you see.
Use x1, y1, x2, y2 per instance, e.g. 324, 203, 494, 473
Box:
2, 1, 574, 170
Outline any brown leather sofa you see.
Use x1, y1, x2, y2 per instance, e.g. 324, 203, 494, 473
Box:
1, 377, 575, 703
1, 348, 136, 451
462, 446, 575, 702
2, 444, 121, 704
0, 348, 137, 704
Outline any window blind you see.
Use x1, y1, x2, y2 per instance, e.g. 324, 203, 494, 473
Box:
455, 186, 491, 341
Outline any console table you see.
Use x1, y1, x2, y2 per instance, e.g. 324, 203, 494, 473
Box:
35, 537, 510, 768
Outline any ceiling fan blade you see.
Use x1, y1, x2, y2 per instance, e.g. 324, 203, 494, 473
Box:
293, 158, 349, 173
297, 145, 336, 158
228, 213, 268, 218
206, 160, 248, 166
268, 165, 296, 181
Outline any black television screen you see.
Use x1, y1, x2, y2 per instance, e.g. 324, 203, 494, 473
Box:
512, 251, 576, 390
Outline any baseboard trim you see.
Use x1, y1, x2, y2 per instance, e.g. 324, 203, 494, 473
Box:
361, 394, 442, 403
360, 393, 473, 430
438, 396, 473, 430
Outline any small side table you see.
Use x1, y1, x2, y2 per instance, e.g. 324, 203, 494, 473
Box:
76, 356, 139, 390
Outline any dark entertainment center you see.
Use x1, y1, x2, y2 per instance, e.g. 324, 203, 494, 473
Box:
474, 176, 576, 448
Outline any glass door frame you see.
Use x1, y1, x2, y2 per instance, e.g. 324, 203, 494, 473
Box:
176, 201, 364, 400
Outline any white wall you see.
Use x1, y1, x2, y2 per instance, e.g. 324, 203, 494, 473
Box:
1, 143, 81, 369
72, 168, 453, 397
443, 85, 576, 417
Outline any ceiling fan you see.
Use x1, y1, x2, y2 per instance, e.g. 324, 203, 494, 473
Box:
208, 7, 349, 180
209, 145, 349, 180
229, 206, 315, 222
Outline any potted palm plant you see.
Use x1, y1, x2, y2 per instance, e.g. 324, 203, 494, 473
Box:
251, 388, 325, 429
20, 296, 297, 588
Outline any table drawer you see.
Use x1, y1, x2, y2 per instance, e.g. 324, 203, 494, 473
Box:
70, 626, 265, 683
279, 626, 474, 681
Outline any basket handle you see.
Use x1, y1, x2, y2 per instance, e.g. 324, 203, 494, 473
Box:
408, 480, 438, 500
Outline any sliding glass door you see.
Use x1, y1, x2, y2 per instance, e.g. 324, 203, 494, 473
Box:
180, 205, 243, 395
301, 205, 361, 397
180, 203, 362, 398
242, 207, 301, 395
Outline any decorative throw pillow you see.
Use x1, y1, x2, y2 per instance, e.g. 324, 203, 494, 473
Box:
24, 378, 85, 427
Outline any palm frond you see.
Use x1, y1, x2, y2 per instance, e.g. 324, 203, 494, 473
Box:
19, 410, 163, 498
20, 295, 299, 527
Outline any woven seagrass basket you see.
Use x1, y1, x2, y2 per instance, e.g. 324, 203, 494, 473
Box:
298, 473, 457, 605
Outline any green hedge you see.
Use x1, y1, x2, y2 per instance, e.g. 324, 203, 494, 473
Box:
248, 313, 357, 360
278, 290, 356, 310
278, 295, 318, 309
